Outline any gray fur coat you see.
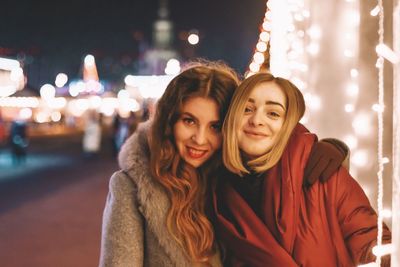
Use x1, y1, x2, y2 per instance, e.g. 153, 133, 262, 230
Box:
99, 122, 222, 267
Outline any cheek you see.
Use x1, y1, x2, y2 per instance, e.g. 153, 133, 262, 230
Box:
173, 123, 185, 146
272, 120, 284, 133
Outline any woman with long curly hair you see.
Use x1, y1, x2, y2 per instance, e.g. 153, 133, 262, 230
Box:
99, 62, 346, 266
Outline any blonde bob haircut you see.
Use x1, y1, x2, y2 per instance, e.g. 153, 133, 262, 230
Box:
223, 72, 305, 175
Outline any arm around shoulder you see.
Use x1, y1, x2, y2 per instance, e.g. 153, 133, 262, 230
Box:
99, 170, 144, 267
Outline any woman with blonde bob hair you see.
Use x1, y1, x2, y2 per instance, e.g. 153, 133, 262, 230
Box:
212, 72, 391, 267
223, 73, 305, 175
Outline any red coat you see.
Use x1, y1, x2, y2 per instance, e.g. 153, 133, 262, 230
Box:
213, 124, 391, 266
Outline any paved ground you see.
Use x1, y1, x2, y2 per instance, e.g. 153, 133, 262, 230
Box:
0, 136, 119, 267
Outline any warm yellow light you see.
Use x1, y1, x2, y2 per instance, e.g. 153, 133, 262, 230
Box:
345, 104, 355, 113
51, 111, 62, 122
40, 84, 56, 100
307, 43, 319, 55
19, 108, 32, 120
262, 21, 272, 31
370, 5, 380, 17
350, 68, 359, 78
256, 41, 267, 52
89, 96, 102, 109
117, 89, 130, 99
55, 73, 68, 88
165, 58, 181, 75
188, 33, 199, 45
344, 49, 355, 58
249, 62, 261, 73
372, 243, 395, 257
376, 44, 400, 64
253, 52, 265, 64
352, 113, 372, 136
47, 97, 67, 109
343, 134, 358, 150
307, 25, 322, 40
346, 83, 359, 97
259, 32, 270, 42
372, 103, 385, 113
84, 54, 95, 67
352, 149, 369, 167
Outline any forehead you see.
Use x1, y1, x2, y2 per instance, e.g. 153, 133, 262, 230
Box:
248, 81, 286, 106
181, 96, 220, 120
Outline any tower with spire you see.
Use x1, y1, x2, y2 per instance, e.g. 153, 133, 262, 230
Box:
139, 0, 180, 75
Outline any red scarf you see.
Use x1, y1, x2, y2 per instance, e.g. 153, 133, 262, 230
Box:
213, 124, 316, 266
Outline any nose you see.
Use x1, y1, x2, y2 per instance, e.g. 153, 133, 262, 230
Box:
248, 110, 265, 126
192, 127, 207, 145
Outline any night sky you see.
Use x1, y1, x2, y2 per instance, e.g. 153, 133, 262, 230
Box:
0, 0, 266, 89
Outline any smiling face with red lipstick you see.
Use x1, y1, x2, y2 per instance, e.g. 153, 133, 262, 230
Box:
237, 81, 286, 159
173, 97, 222, 168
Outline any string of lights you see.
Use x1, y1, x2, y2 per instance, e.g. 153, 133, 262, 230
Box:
374, 0, 385, 265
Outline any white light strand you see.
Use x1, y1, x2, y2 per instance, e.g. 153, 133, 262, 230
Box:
247, 2, 272, 77
392, 1, 400, 265
375, 0, 385, 265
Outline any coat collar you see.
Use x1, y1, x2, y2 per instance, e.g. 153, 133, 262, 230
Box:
118, 121, 192, 266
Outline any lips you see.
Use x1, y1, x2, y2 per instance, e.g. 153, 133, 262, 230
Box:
186, 146, 208, 159
244, 129, 268, 138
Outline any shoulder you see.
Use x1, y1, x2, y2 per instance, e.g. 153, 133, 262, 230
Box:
327, 167, 371, 205
105, 171, 141, 208
286, 123, 317, 163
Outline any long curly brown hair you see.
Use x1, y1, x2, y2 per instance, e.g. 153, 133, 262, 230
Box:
149, 61, 239, 264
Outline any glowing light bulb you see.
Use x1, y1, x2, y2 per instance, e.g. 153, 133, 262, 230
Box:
40, 84, 56, 100
372, 103, 385, 113
346, 83, 359, 97
188, 33, 199, 45
256, 41, 268, 52
84, 54, 95, 67
372, 243, 395, 257
345, 104, 355, 113
370, 5, 380, 17
352, 150, 368, 167
253, 52, 265, 64
343, 134, 358, 150
259, 32, 270, 42
55, 73, 68, 88
350, 69, 359, 78
249, 62, 261, 73
352, 113, 372, 136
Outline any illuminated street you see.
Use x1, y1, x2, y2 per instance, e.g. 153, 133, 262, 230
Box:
0, 135, 118, 267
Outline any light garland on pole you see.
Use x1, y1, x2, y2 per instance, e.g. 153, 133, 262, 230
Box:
374, 0, 385, 265
392, 1, 400, 266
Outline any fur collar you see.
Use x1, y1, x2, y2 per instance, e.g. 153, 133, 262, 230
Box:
118, 121, 191, 266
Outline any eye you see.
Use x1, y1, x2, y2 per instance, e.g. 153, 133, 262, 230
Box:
244, 106, 254, 113
210, 123, 221, 132
267, 111, 281, 119
182, 117, 195, 125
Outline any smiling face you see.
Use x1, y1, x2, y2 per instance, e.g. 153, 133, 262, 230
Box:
173, 96, 222, 168
237, 81, 287, 159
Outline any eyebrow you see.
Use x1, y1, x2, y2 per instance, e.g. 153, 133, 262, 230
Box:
181, 112, 220, 124
248, 98, 286, 111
